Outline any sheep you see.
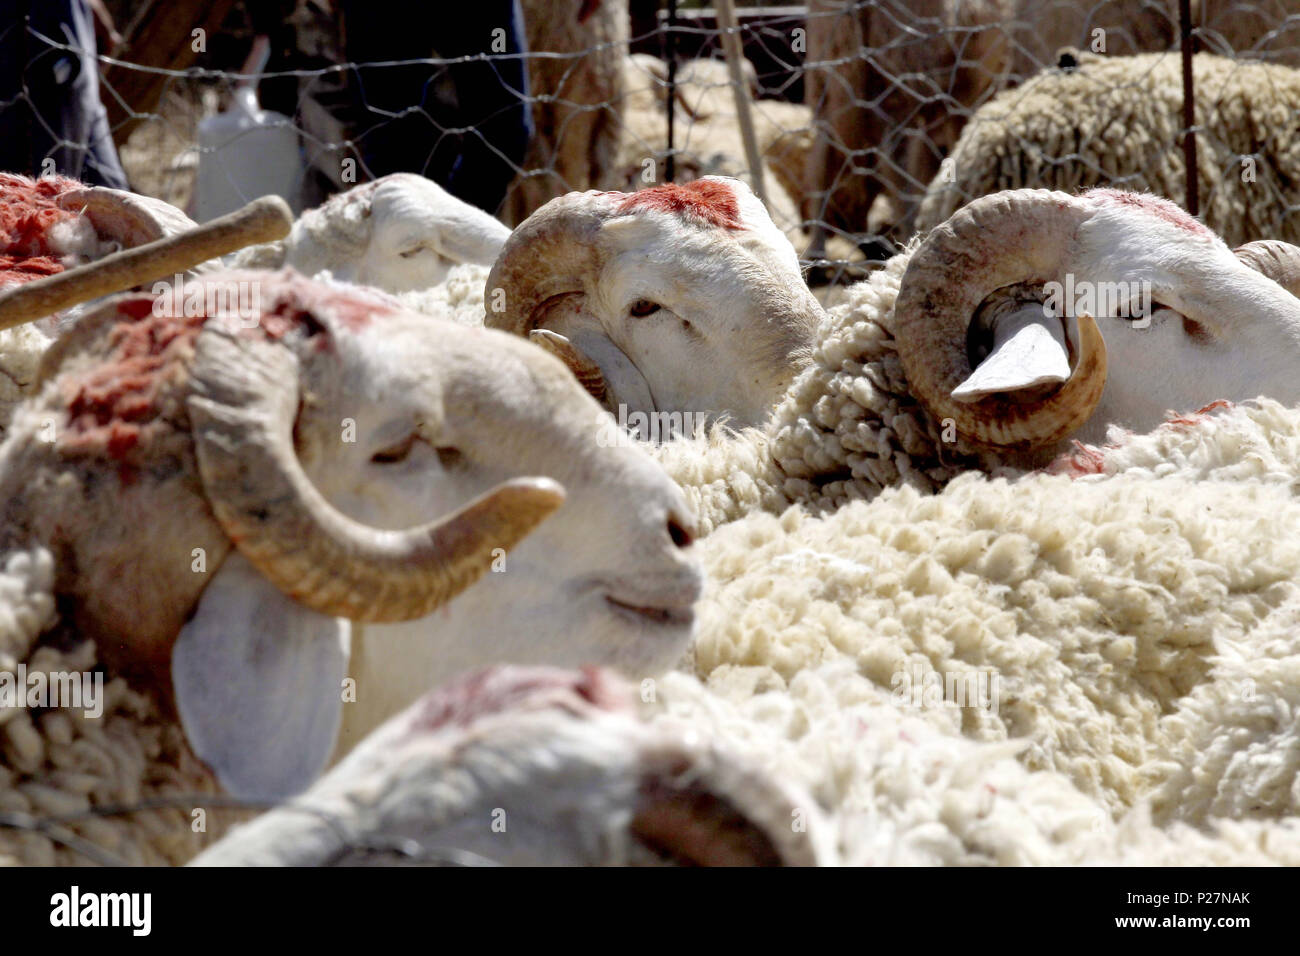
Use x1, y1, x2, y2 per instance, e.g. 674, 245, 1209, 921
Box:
914, 51, 1300, 247
502, 0, 629, 227
232, 173, 511, 325
0, 173, 201, 428
488, 178, 1300, 535
487, 176, 825, 431
0, 266, 700, 864
192, 665, 832, 866
802, 1, 1300, 248
615, 55, 815, 247
646, 396, 1300, 863
230, 392, 1300, 867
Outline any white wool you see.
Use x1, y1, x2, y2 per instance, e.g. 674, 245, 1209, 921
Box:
0, 325, 54, 437
1051, 399, 1300, 485
43, 215, 119, 270
391, 262, 491, 327
649, 399, 1300, 863
0, 542, 239, 865
915, 52, 1300, 248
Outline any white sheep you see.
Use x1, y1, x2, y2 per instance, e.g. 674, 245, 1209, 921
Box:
232, 173, 511, 325
0, 267, 700, 864
192, 666, 832, 866
649, 396, 1300, 863
198, 410, 1300, 867
0, 173, 202, 429
914, 51, 1300, 247
487, 176, 824, 431
488, 178, 1300, 535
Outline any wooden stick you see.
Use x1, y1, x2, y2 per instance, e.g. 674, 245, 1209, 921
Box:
0, 195, 292, 331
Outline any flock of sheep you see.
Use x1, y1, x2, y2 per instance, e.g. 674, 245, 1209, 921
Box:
3, 1, 1300, 867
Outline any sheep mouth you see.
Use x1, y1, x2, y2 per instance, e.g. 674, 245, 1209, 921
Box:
604, 595, 695, 629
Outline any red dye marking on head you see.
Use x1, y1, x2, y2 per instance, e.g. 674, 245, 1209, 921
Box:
617, 179, 745, 230
0, 172, 85, 286
578, 0, 601, 22
57, 273, 403, 463
260, 278, 396, 335
1085, 188, 1214, 238
59, 300, 209, 463
409, 666, 631, 734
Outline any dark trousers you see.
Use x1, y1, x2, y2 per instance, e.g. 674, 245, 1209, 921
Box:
339, 0, 532, 214
0, 0, 129, 188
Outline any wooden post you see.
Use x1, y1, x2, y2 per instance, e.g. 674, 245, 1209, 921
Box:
715, 0, 767, 204
101, 0, 238, 146
1179, 0, 1199, 216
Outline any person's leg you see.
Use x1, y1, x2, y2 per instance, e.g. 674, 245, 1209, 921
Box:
442, 0, 532, 213
339, 0, 530, 213
62, 0, 128, 187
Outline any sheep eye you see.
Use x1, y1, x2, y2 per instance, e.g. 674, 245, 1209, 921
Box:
629, 299, 661, 317
398, 246, 428, 259
435, 446, 464, 468
371, 434, 418, 464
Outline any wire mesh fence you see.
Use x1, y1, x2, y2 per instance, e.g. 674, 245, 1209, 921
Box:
5, 0, 1300, 865
7, 1, 1300, 289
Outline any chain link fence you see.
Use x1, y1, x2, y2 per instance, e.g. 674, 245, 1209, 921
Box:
8, 1, 1300, 286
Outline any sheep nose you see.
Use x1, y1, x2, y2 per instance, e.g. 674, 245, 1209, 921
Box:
667, 508, 696, 550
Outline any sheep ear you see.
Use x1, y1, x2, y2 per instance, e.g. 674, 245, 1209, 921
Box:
172, 551, 349, 800
951, 306, 1072, 402
434, 216, 511, 266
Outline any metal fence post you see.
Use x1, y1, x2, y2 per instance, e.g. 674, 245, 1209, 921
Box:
664, 0, 677, 183
1179, 0, 1199, 216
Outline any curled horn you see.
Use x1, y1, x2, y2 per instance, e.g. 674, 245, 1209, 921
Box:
529, 329, 608, 403
484, 190, 623, 337
187, 320, 565, 622
893, 190, 1108, 449
1234, 239, 1300, 297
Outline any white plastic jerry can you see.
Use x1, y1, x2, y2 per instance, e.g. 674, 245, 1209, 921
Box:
196, 86, 302, 222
